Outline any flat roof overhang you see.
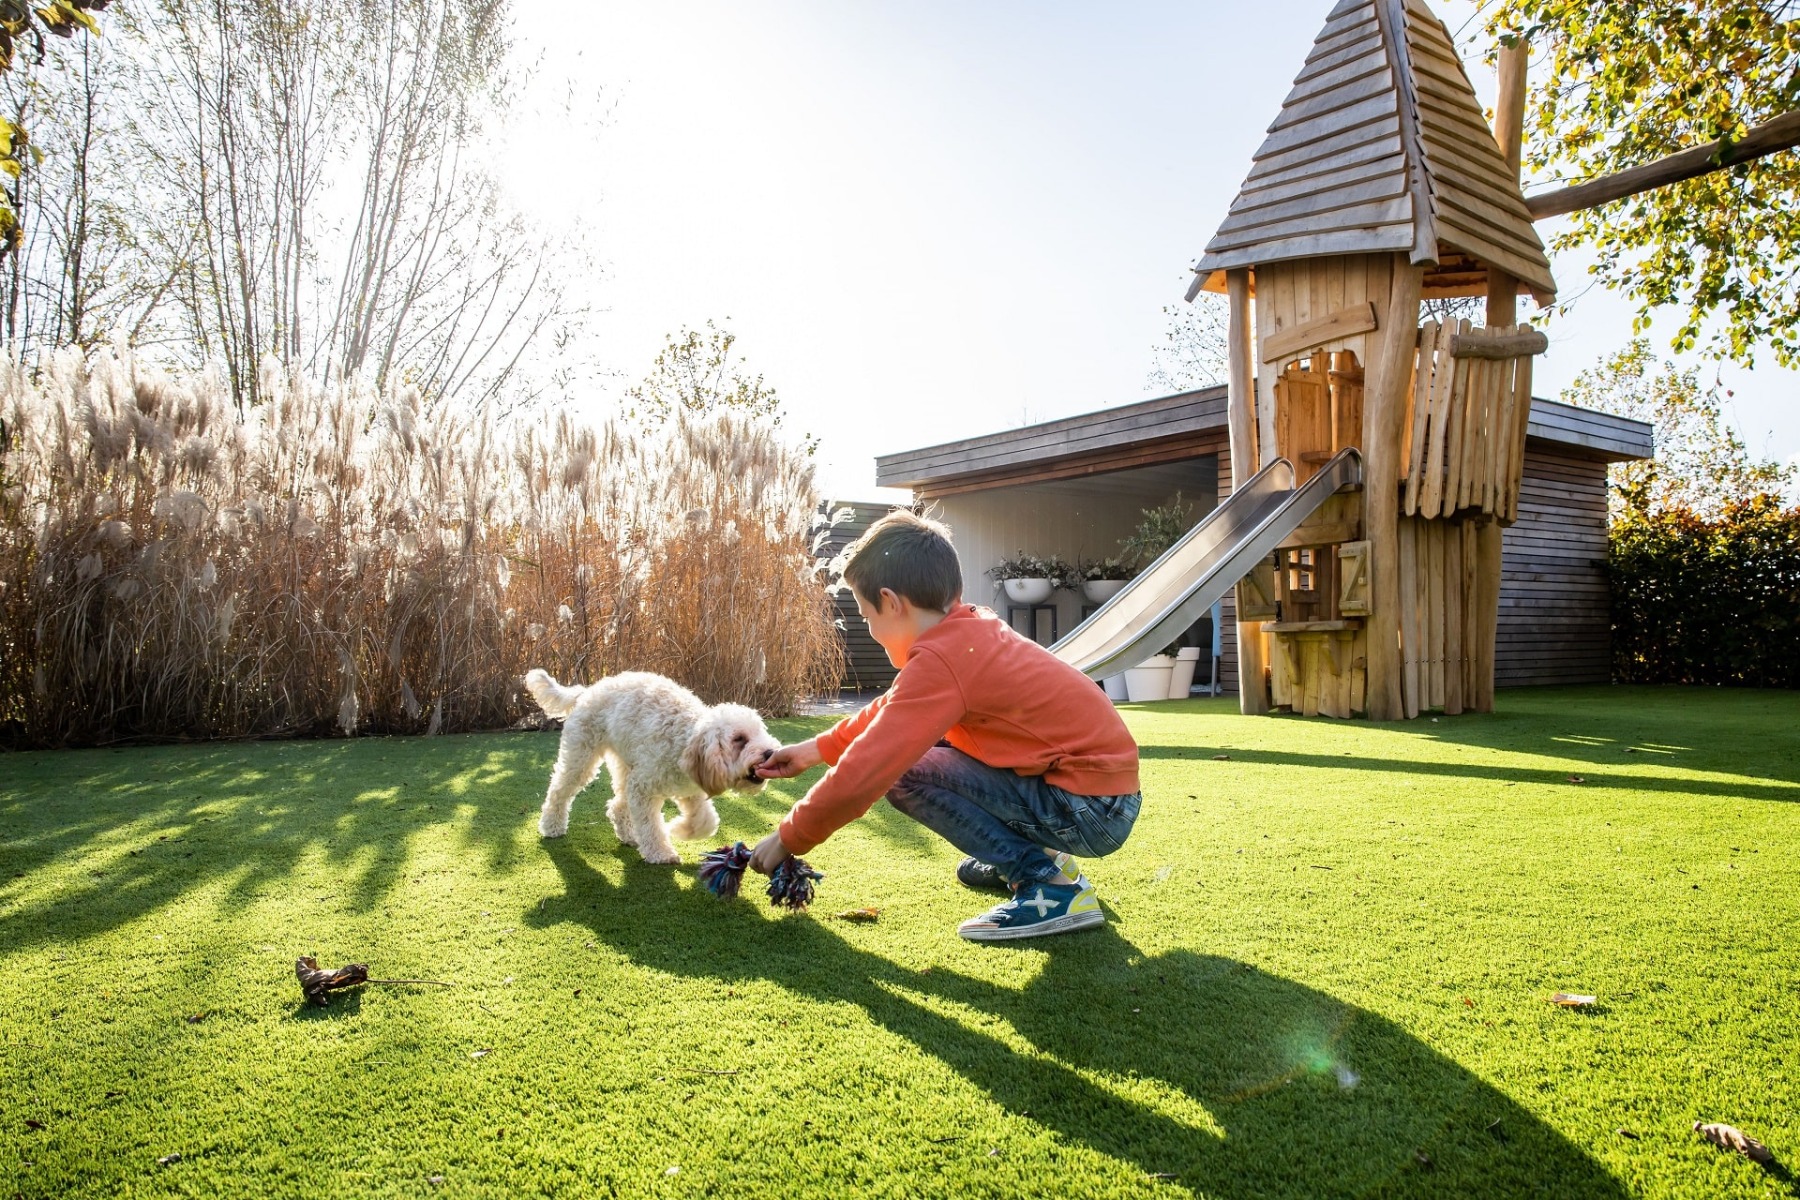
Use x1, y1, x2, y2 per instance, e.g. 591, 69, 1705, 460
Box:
876, 386, 1652, 493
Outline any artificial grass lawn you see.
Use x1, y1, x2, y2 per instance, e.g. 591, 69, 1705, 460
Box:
2, 687, 1797, 1199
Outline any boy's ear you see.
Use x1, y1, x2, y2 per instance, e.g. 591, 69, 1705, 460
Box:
878, 586, 904, 615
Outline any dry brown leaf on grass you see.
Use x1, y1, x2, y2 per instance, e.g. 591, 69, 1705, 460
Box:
1694, 1122, 1773, 1163
295, 956, 369, 1005
1568, 775, 1586, 784
295, 955, 453, 1005
1549, 992, 1597, 1007
835, 907, 880, 922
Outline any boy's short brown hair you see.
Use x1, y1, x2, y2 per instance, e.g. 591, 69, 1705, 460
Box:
842, 509, 962, 612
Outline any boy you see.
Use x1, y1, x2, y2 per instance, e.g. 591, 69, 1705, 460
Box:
749, 510, 1141, 941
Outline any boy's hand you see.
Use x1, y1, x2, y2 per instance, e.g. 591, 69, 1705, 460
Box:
748, 831, 793, 876
754, 738, 823, 780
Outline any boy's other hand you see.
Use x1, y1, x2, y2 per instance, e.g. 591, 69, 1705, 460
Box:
748, 831, 793, 876
754, 738, 822, 780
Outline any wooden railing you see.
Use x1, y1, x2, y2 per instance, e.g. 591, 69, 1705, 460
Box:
1399, 321, 1544, 524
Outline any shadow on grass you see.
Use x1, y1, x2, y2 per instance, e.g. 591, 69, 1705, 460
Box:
0, 736, 528, 951
0, 718, 919, 952
1136, 744, 1800, 805
529, 841, 1630, 1198
1137, 686, 1800, 802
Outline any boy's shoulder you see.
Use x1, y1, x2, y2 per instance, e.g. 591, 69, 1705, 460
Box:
912, 604, 1010, 651
911, 605, 1068, 676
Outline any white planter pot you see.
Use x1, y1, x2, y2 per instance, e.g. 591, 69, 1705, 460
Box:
1002, 577, 1054, 604
1123, 654, 1176, 702
1082, 579, 1128, 605
1101, 674, 1129, 701
1168, 646, 1202, 698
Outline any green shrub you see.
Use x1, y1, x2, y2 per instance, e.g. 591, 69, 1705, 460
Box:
1609, 495, 1800, 687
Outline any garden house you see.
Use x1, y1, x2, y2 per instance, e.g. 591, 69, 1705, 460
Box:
865, 382, 1649, 701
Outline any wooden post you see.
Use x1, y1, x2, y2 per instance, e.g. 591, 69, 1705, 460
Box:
1359, 256, 1423, 720
1399, 516, 1421, 718
1227, 268, 1270, 715
1486, 38, 1526, 325
1474, 37, 1529, 714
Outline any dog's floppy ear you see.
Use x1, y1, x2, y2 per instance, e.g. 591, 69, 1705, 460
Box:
681, 720, 734, 797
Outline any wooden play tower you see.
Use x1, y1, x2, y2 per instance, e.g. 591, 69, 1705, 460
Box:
1189, 0, 1556, 721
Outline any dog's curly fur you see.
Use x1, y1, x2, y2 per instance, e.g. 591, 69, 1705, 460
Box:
523, 669, 780, 864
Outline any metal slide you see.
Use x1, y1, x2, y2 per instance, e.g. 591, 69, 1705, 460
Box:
1050, 448, 1364, 680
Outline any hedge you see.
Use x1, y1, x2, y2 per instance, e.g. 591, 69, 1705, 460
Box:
1609, 495, 1800, 687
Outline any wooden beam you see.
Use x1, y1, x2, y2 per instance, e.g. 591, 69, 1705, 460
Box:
1226, 270, 1258, 483
1259, 301, 1379, 363
1525, 108, 1800, 220
1450, 329, 1548, 358
1227, 268, 1271, 715
1492, 40, 1527, 179
1359, 256, 1423, 721
1485, 38, 1528, 328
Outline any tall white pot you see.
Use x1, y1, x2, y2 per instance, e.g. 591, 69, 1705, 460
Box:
1123, 655, 1175, 702
1167, 646, 1202, 699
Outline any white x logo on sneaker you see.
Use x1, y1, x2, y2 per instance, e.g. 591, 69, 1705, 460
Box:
1019, 889, 1057, 917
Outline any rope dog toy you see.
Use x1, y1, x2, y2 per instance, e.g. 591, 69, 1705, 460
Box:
697, 842, 824, 910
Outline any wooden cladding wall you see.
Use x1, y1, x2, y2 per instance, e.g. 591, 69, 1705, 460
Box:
1495, 447, 1612, 687
814, 500, 905, 691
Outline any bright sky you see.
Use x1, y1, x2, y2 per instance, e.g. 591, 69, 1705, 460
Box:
508, 0, 1800, 503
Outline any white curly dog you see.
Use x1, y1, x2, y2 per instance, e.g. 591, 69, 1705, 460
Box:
524, 669, 781, 864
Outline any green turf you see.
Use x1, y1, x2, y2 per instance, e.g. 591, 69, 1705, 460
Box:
2, 685, 1796, 1199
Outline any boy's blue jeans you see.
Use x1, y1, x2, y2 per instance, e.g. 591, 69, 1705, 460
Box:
885, 746, 1141, 890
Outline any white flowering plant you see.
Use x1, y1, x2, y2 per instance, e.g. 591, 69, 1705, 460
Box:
985, 551, 1081, 591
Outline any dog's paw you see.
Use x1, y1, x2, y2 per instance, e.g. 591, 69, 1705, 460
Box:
666, 810, 720, 842
638, 848, 681, 865
538, 816, 569, 838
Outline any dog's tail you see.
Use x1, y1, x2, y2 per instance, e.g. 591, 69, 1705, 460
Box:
523, 668, 586, 718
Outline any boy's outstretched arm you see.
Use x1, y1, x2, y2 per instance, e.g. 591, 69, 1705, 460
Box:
746, 739, 819, 875
754, 737, 822, 779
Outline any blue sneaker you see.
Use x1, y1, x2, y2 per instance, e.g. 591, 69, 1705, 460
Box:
957, 880, 1104, 941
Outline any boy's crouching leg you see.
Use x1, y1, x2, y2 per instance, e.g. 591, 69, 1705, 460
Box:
884, 748, 1073, 911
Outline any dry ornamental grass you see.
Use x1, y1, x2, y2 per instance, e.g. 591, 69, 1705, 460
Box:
0, 348, 842, 746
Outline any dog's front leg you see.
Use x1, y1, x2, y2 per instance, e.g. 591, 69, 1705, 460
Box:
667, 793, 720, 843
627, 782, 681, 864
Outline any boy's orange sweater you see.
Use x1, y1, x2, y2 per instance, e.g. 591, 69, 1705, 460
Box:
777, 604, 1140, 855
